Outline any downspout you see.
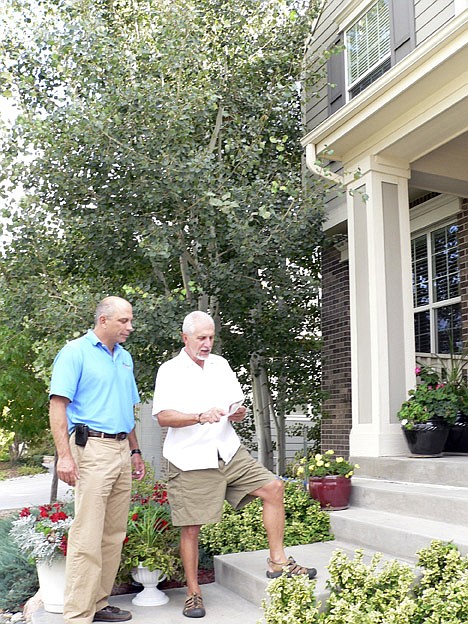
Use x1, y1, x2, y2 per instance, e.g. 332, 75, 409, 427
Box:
305, 142, 344, 185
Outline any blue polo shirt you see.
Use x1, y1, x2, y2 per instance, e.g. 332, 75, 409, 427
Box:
50, 330, 140, 434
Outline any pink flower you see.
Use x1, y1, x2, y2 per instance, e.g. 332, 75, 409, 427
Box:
415, 367, 422, 375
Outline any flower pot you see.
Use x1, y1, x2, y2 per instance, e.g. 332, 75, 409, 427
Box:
402, 418, 449, 457
308, 475, 352, 510
444, 413, 468, 453
36, 557, 66, 613
131, 564, 169, 606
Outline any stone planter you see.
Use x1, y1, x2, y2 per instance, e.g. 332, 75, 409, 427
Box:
308, 475, 352, 510
131, 564, 168, 606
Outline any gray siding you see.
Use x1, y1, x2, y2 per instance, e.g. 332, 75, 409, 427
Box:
304, 0, 342, 132
304, 0, 456, 133
415, 0, 454, 45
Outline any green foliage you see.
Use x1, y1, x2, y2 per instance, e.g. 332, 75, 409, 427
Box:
0, 514, 38, 611
262, 573, 320, 624
0, 324, 49, 450
259, 541, 468, 624
0, 0, 327, 459
118, 468, 183, 583
295, 449, 359, 479
399, 362, 468, 429
199, 480, 332, 556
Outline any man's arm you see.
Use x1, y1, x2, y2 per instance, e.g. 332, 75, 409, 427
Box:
128, 426, 146, 481
156, 407, 226, 427
49, 395, 80, 486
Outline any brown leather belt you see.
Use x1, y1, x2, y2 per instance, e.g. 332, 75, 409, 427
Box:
88, 429, 127, 440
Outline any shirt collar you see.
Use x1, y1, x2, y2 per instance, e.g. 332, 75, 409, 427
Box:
85, 329, 122, 354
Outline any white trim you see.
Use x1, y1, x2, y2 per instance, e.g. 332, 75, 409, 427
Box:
410, 195, 460, 234
337, 0, 375, 32
455, 0, 468, 15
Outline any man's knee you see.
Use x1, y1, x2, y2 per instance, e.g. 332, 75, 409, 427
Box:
181, 524, 202, 540
256, 478, 284, 503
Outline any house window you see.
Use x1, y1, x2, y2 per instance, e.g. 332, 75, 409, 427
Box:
345, 0, 391, 98
412, 223, 461, 354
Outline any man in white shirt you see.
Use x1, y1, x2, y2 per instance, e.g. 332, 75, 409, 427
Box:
152, 311, 316, 619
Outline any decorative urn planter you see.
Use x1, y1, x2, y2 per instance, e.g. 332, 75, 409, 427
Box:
402, 418, 449, 457
131, 564, 169, 606
444, 412, 468, 453
308, 475, 352, 511
36, 557, 66, 613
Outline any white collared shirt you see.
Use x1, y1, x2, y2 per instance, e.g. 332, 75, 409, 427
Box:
152, 349, 244, 471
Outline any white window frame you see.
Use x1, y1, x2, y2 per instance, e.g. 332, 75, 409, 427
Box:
337, 0, 391, 101
412, 219, 461, 355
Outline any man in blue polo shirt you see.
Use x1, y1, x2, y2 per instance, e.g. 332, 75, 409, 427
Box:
49, 296, 145, 624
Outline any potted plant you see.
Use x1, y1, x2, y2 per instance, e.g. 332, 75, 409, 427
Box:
119, 480, 183, 606
295, 450, 359, 511
9, 502, 74, 613
397, 364, 466, 456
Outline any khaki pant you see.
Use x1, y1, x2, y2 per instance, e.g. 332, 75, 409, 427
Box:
64, 435, 132, 624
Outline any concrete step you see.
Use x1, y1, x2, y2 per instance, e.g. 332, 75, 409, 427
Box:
329, 507, 468, 560
214, 540, 414, 608
352, 455, 468, 486
351, 476, 468, 524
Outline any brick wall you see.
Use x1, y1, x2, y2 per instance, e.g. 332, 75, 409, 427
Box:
321, 245, 352, 458
458, 199, 468, 349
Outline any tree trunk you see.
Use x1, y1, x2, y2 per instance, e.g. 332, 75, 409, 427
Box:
275, 377, 287, 476
250, 353, 274, 471
50, 451, 59, 503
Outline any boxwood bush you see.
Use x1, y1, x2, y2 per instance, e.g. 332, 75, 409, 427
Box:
262, 540, 468, 624
199, 480, 333, 556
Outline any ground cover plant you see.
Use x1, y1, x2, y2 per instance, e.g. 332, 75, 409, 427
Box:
261, 540, 468, 623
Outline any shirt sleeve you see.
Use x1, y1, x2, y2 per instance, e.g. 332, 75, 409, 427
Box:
49, 343, 83, 402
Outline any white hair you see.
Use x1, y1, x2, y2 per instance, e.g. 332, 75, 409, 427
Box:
182, 311, 214, 335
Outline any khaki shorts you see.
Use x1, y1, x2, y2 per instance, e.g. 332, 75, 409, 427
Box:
166, 445, 276, 526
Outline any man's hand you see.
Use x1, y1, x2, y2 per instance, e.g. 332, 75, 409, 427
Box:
57, 455, 80, 486
131, 454, 146, 481
199, 407, 225, 424
228, 406, 246, 422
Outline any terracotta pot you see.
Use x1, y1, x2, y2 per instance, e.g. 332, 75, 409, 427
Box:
308, 475, 352, 510
402, 418, 449, 457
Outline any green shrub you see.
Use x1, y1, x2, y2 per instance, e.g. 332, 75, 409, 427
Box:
200, 480, 332, 556
260, 540, 468, 624
0, 514, 38, 611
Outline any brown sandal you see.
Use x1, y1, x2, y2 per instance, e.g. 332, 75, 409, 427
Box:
183, 593, 206, 618
266, 556, 317, 579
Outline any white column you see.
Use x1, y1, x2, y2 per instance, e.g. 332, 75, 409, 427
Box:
345, 156, 415, 456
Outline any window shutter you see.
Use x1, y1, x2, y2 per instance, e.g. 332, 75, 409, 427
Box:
327, 34, 345, 115
389, 0, 415, 63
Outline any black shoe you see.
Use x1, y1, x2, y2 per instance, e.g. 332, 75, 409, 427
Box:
93, 606, 132, 622
183, 593, 206, 618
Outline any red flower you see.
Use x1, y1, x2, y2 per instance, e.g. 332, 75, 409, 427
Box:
123, 536, 129, 544
131, 513, 139, 521
50, 511, 68, 522
19, 507, 31, 517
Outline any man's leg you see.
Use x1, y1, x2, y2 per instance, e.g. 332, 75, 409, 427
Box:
252, 478, 317, 579
180, 525, 202, 595
251, 478, 287, 563
180, 525, 206, 618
